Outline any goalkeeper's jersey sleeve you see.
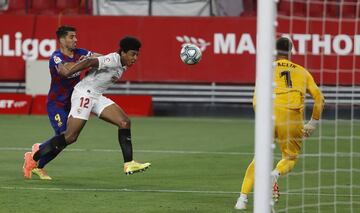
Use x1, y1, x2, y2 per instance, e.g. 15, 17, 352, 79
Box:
306, 71, 324, 120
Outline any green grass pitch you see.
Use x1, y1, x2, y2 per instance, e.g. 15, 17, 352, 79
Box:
0, 115, 359, 212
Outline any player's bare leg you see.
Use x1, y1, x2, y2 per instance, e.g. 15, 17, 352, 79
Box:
64, 116, 87, 145
100, 103, 151, 175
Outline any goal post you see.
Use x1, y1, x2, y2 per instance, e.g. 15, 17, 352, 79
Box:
244, 0, 359, 212
253, 0, 276, 212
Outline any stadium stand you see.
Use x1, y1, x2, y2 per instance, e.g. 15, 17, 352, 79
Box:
240, 0, 256, 16
56, 0, 79, 15
341, 0, 357, 18
0, 0, 358, 18
30, 0, 56, 15
4, 0, 28, 14
265, 0, 357, 18
1, 0, 91, 15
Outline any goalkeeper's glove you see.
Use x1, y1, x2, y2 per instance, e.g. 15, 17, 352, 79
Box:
303, 118, 319, 138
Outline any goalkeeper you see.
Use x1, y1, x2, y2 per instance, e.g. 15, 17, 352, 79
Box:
235, 37, 325, 210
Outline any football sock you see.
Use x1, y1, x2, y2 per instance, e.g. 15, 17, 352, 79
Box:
241, 159, 255, 194
37, 144, 62, 169
240, 193, 248, 200
118, 128, 133, 163
271, 169, 280, 180
275, 158, 296, 176
33, 134, 67, 162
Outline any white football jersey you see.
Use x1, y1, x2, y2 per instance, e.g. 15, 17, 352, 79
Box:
75, 52, 126, 95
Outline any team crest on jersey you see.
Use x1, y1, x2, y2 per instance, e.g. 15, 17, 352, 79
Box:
53, 56, 62, 64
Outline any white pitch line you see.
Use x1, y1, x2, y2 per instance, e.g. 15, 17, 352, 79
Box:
1, 186, 359, 198
0, 147, 254, 156
0, 186, 237, 194
1, 147, 359, 158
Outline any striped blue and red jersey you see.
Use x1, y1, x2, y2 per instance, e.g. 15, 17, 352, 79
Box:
47, 48, 91, 111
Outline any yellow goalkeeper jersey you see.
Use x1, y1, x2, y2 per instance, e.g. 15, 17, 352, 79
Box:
253, 59, 324, 120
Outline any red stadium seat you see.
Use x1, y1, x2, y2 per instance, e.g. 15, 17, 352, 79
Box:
292, 0, 307, 16
56, 0, 79, 15
326, 0, 338, 17
278, 0, 306, 17
306, 0, 337, 17
278, 0, 291, 16
240, 0, 256, 16
79, 0, 92, 14
30, 0, 56, 15
5, 0, 29, 14
340, 0, 356, 18
308, 0, 325, 17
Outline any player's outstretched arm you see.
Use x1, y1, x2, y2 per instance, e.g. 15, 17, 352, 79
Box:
58, 58, 99, 77
303, 74, 325, 138
79, 52, 102, 61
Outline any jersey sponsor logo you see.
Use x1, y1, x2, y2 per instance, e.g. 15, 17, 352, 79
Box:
0, 100, 27, 108
0, 32, 56, 60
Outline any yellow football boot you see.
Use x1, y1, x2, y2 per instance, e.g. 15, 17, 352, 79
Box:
124, 160, 151, 175
32, 168, 52, 180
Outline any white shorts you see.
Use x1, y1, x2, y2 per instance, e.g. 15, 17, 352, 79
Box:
69, 88, 114, 120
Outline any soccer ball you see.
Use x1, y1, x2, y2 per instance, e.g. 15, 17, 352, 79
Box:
180, 44, 202, 65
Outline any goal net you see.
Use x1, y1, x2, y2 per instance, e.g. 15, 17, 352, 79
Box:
274, 0, 360, 212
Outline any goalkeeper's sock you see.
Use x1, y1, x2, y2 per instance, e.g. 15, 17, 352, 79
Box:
275, 158, 296, 176
241, 159, 255, 194
240, 193, 248, 200
271, 169, 280, 180
118, 128, 133, 163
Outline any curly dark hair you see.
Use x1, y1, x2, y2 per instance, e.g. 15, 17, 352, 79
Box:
119, 36, 141, 53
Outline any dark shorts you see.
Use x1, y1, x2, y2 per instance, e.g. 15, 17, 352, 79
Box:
47, 104, 69, 135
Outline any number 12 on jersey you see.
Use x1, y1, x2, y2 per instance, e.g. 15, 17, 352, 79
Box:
80, 97, 90, 108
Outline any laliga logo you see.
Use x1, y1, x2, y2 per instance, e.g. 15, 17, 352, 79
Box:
176, 35, 211, 52
0, 32, 56, 60
0, 100, 27, 109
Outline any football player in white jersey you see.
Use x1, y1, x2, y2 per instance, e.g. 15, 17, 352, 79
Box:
24, 36, 151, 177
